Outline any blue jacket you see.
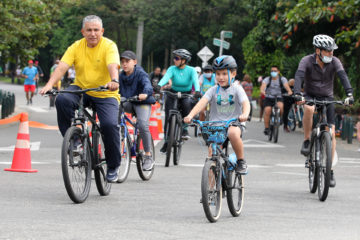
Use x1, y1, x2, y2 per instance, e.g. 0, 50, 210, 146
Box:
119, 65, 155, 104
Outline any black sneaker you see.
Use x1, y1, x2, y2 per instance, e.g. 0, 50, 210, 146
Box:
330, 170, 336, 188
263, 128, 270, 136
160, 142, 167, 154
235, 159, 248, 175
301, 140, 310, 156
106, 166, 120, 183
182, 130, 191, 140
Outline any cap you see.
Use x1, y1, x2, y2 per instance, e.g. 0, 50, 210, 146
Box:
28, 60, 33, 64
120, 50, 136, 60
35, 60, 39, 64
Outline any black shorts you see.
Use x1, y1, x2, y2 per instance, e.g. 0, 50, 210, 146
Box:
264, 97, 283, 107
304, 95, 335, 125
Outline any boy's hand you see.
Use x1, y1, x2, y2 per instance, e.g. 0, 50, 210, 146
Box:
184, 115, 192, 124
238, 114, 248, 122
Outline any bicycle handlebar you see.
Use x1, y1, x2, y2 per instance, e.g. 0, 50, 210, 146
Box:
45, 86, 108, 95
120, 96, 140, 103
160, 90, 194, 99
191, 118, 241, 128
305, 99, 344, 105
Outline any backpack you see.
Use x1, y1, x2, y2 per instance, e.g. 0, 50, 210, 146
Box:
266, 75, 287, 94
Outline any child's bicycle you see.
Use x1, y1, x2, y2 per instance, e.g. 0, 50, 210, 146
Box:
192, 118, 245, 223
116, 96, 155, 183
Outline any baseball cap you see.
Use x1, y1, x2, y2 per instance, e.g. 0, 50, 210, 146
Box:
35, 60, 39, 64
120, 50, 136, 60
28, 60, 33, 64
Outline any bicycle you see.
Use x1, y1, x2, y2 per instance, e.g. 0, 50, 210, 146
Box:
267, 95, 281, 143
116, 96, 155, 182
162, 90, 193, 167
304, 98, 344, 201
192, 118, 245, 223
46, 87, 111, 203
287, 103, 304, 131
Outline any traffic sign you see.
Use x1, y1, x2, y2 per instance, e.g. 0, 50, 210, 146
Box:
222, 31, 233, 38
213, 38, 230, 50
197, 46, 214, 63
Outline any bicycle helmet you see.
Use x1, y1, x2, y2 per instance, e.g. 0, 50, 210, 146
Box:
203, 65, 213, 71
212, 55, 237, 70
313, 34, 338, 51
173, 49, 192, 63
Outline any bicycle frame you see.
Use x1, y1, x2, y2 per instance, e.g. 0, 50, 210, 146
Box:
119, 106, 140, 158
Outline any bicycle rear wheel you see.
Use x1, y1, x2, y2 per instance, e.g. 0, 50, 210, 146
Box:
308, 138, 318, 193
61, 126, 91, 203
201, 159, 222, 223
317, 132, 332, 201
288, 108, 296, 131
117, 126, 131, 183
165, 115, 176, 167
226, 171, 244, 217
136, 134, 155, 181
93, 131, 111, 196
173, 121, 182, 166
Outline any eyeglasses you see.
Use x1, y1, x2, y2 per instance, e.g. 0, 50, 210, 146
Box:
173, 56, 181, 61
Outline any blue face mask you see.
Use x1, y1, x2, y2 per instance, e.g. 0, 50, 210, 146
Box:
204, 73, 212, 79
270, 71, 278, 78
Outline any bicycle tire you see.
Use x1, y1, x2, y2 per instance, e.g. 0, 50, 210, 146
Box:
288, 108, 296, 131
61, 126, 91, 203
173, 120, 182, 166
226, 171, 244, 217
308, 137, 318, 193
201, 159, 222, 223
117, 126, 131, 183
268, 124, 273, 141
136, 134, 155, 181
273, 111, 279, 143
194, 125, 198, 137
317, 132, 332, 201
165, 115, 176, 167
93, 131, 111, 196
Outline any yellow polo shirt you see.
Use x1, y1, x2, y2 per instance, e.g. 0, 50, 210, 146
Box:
61, 37, 120, 100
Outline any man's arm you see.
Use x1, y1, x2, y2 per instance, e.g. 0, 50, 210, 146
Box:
337, 70, 353, 95
294, 70, 304, 95
39, 61, 69, 95
105, 63, 119, 91
260, 81, 267, 95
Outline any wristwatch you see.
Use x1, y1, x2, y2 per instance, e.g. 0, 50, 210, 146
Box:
111, 79, 119, 84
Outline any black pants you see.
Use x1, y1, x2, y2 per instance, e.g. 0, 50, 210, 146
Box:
283, 96, 295, 127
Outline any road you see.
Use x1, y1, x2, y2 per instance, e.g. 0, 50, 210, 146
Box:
0, 82, 360, 240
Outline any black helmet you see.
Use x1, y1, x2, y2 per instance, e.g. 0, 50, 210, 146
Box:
203, 65, 213, 71
313, 34, 338, 51
173, 49, 192, 63
212, 55, 237, 70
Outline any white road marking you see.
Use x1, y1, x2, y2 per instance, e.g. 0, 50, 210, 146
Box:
275, 164, 304, 168
0, 161, 49, 165
243, 139, 285, 148
0, 141, 41, 152
272, 172, 307, 176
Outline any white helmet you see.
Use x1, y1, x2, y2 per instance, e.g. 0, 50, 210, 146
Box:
313, 34, 338, 51
195, 66, 201, 74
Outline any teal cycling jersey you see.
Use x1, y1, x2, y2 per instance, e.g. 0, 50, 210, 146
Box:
158, 65, 200, 92
200, 73, 216, 95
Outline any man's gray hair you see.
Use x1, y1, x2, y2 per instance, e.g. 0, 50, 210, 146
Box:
82, 15, 103, 28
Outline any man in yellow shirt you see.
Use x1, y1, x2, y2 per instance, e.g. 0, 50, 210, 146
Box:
40, 15, 121, 182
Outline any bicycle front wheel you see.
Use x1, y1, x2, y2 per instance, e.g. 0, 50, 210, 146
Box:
117, 126, 131, 183
226, 171, 244, 217
308, 138, 318, 193
288, 108, 296, 131
165, 115, 176, 167
173, 121, 182, 166
273, 111, 280, 143
317, 132, 332, 201
61, 126, 91, 203
93, 131, 111, 196
201, 159, 222, 223
136, 135, 155, 181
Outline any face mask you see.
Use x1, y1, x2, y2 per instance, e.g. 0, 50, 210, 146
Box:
270, 71, 278, 78
321, 55, 333, 63
204, 73, 212, 78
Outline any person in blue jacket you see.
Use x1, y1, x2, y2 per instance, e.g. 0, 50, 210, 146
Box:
119, 50, 156, 171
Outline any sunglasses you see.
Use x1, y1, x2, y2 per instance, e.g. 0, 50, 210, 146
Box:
173, 56, 181, 61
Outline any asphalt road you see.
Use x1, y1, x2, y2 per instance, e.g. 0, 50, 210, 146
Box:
1, 82, 360, 240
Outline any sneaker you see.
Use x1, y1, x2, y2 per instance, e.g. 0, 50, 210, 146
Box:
30, 98, 32, 105
301, 140, 310, 156
182, 130, 191, 140
263, 128, 270, 136
235, 159, 248, 175
106, 166, 120, 183
330, 170, 336, 188
26, 100, 30, 105
284, 125, 290, 133
160, 142, 167, 154
71, 138, 83, 157
142, 155, 154, 171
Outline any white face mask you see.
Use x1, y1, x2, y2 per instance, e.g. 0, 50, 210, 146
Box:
321, 55, 333, 63
270, 71, 278, 78
204, 73, 212, 78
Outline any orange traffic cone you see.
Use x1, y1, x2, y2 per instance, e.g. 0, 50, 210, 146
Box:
149, 116, 160, 140
5, 112, 37, 173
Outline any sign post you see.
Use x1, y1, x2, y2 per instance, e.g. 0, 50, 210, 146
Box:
213, 30, 233, 56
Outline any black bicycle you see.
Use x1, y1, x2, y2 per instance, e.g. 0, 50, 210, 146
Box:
162, 90, 193, 167
268, 95, 281, 143
288, 103, 304, 131
46, 87, 111, 203
304, 98, 343, 201
192, 118, 245, 223
116, 96, 155, 182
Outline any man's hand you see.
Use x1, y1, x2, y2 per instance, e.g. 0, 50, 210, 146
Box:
344, 94, 354, 106
39, 83, 54, 96
184, 115, 193, 124
238, 114, 248, 122
194, 91, 202, 99
294, 94, 305, 105
288, 90, 293, 96
105, 81, 119, 91
139, 94, 148, 101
